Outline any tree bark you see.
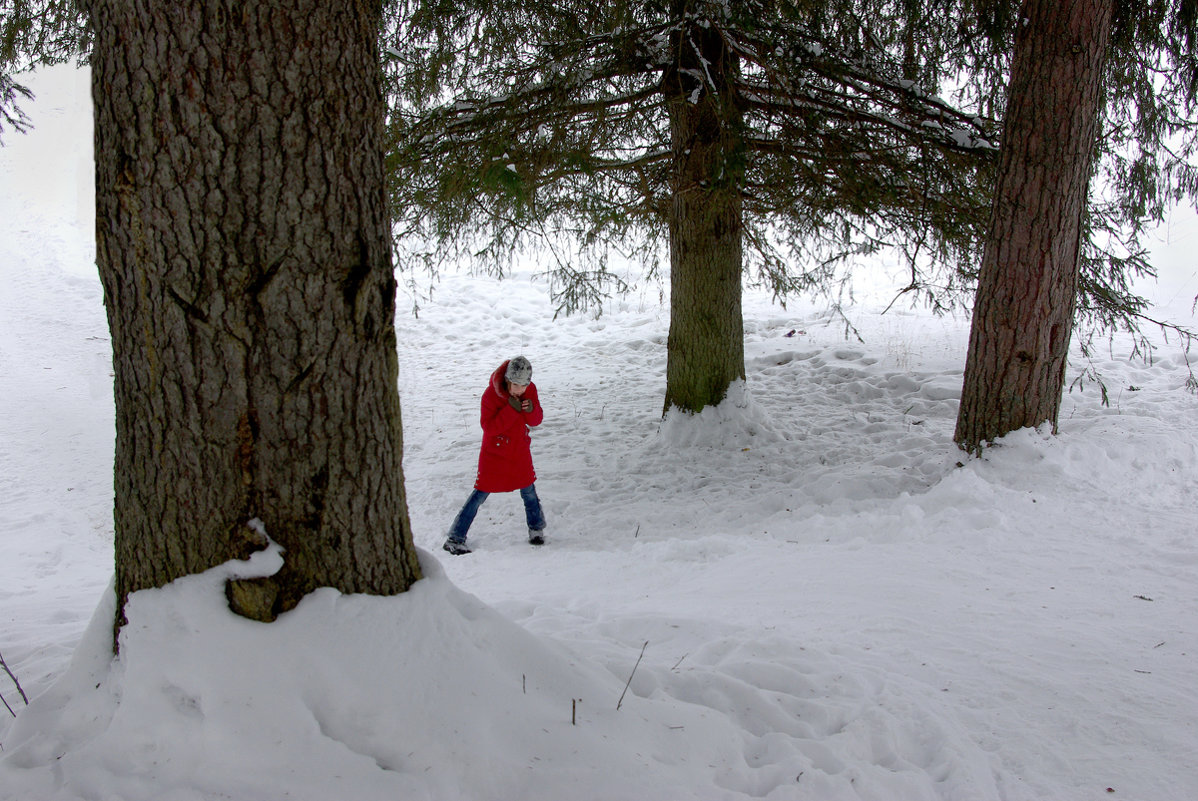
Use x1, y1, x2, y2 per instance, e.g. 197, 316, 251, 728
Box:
955, 0, 1115, 453
661, 9, 747, 415
87, 0, 422, 634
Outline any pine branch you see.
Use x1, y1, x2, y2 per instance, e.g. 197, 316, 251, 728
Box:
0, 73, 34, 143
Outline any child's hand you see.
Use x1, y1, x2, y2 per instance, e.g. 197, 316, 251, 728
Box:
507, 395, 523, 411
520, 398, 533, 413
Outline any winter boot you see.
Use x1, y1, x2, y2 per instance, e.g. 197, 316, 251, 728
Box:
443, 539, 472, 555
528, 530, 545, 546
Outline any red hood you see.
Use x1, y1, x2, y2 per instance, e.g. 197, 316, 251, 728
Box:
490, 361, 511, 398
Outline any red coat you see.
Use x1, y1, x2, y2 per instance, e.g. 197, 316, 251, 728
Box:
474, 361, 543, 493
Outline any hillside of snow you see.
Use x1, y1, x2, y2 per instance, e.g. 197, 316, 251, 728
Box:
1, 65, 1196, 801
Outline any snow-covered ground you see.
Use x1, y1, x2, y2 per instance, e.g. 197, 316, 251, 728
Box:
1, 66, 1196, 801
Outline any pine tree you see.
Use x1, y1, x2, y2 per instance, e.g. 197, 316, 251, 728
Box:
955, 0, 1116, 453
385, 0, 999, 413
82, 0, 422, 636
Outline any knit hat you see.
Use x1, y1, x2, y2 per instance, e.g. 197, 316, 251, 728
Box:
505, 355, 533, 385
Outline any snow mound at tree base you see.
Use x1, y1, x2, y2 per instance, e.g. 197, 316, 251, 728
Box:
660, 380, 786, 449
2, 546, 1005, 801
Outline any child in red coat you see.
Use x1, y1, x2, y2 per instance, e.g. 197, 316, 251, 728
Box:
443, 356, 546, 555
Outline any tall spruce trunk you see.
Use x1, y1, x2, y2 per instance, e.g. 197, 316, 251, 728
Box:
661, 11, 746, 416
955, 0, 1115, 453
88, 0, 422, 634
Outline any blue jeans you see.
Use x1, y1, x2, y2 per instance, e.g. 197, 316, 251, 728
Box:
447, 483, 546, 543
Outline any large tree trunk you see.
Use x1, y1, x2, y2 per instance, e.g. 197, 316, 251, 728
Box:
88, 0, 422, 633
661, 8, 746, 416
955, 0, 1115, 453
